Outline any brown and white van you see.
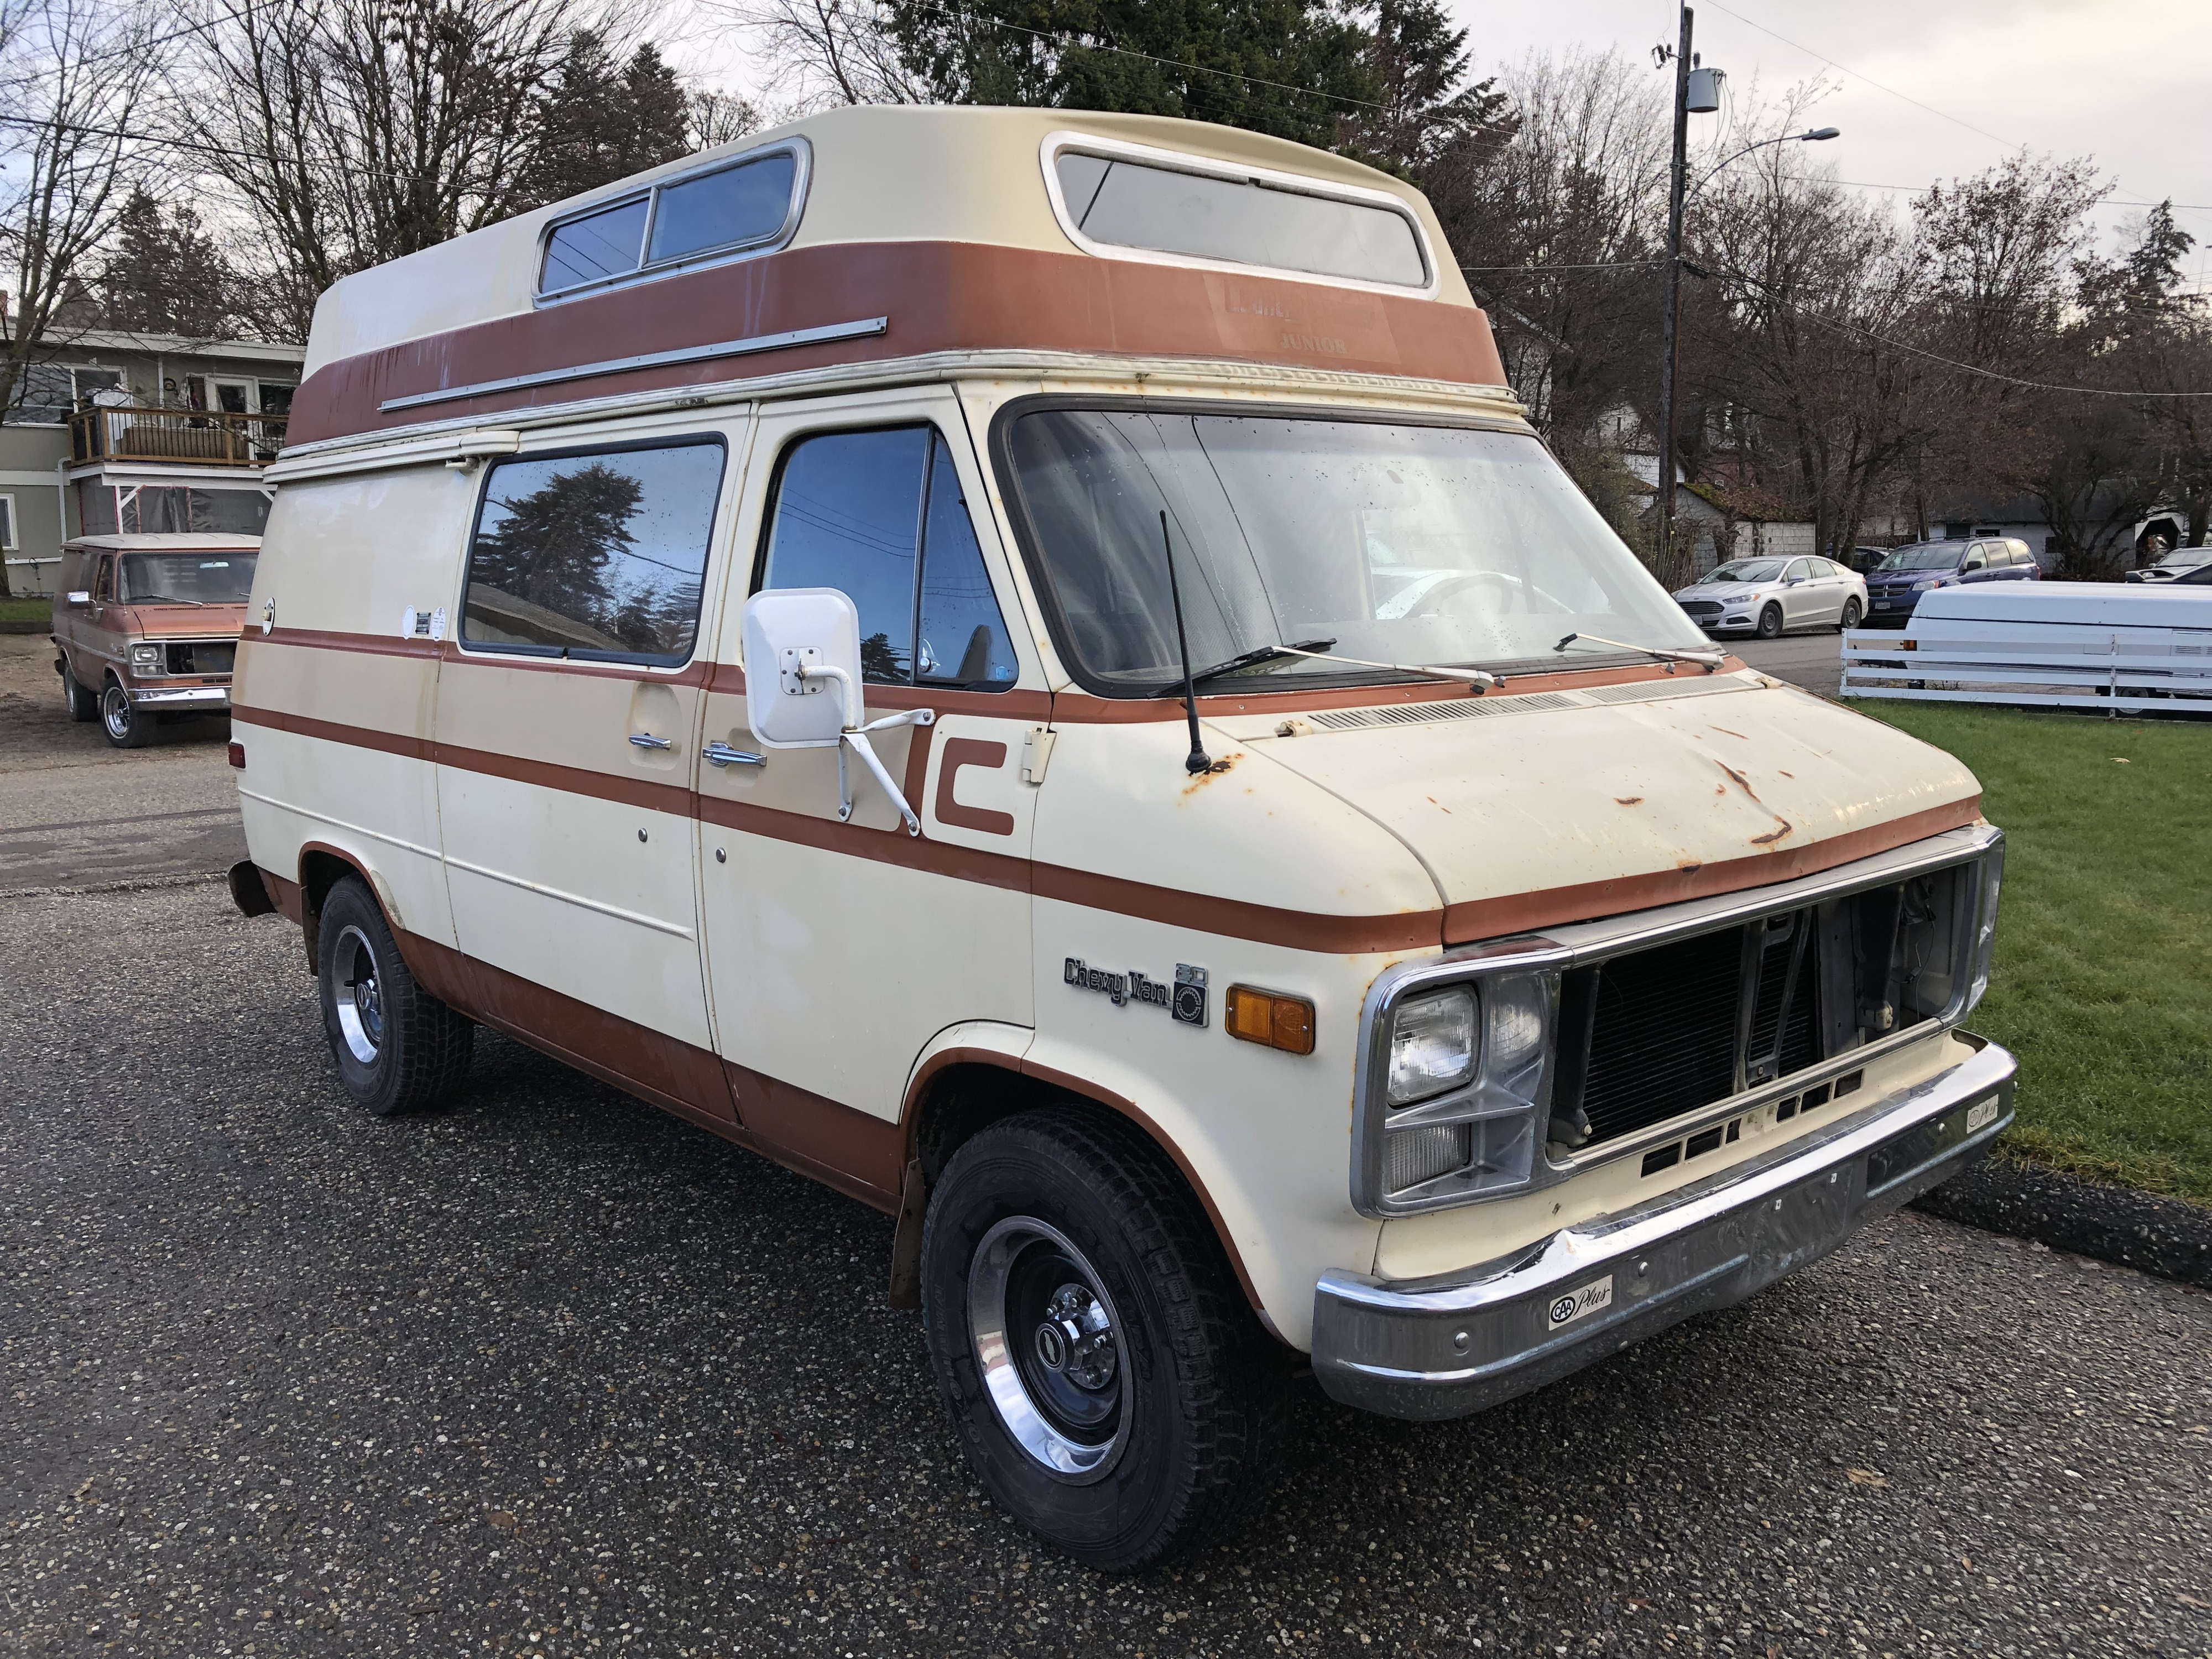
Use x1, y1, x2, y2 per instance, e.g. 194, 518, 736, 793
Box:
229, 106, 2015, 1569
53, 534, 258, 747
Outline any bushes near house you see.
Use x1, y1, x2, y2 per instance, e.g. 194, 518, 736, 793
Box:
1857, 701, 2211, 1206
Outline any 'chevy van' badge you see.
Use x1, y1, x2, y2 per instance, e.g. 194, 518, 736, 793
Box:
1066, 959, 1207, 1027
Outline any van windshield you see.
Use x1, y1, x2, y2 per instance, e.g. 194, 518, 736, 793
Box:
1001, 410, 1708, 693
116, 551, 257, 604
1877, 544, 1964, 572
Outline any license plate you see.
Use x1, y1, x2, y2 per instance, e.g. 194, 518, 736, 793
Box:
1547, 1275, 1615, 1330
1874, 600, 1891, 609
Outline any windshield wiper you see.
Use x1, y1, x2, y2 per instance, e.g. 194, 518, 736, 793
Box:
127, 592, 209, 606
1182, 638, 1338, 688
1553, 632, 1725, 672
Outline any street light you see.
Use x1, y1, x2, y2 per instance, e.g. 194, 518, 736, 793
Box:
1688, 127, 1840, 202
1652, 3, 1840, 581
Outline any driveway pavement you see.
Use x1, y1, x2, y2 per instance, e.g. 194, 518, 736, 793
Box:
4, 879, 2207, 1658
0, 634, 243, 893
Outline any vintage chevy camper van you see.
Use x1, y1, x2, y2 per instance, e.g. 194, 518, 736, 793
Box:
229, 106, 2014, 1569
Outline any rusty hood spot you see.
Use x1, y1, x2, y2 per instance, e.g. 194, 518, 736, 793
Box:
1181, 752, 1240, 794
1614, 795, 1644, 806
1717, 759, 1793, 847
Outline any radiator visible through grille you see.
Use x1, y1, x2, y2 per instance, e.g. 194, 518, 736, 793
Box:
163, 639, 237, 676
1549, 865, 1970, 1151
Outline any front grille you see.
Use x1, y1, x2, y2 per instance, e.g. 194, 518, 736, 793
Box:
1550, 865, 1971, 1150
1679, 600, 1723, 617
163, 640, 236, 676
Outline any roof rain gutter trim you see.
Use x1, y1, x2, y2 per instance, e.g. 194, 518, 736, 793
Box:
374, 315, 891, 413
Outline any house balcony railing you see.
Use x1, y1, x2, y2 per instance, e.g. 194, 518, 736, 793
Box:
70, 404, 288, 467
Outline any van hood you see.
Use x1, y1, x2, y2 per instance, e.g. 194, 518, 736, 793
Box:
1208, 672, 1981, 936
112, 602, 249, 638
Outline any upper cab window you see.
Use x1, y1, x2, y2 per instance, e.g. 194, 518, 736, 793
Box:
758, 427, 1018, 690
1052, 148, 1428, 288
538, 143, 806, 300
460, 440, 725, 665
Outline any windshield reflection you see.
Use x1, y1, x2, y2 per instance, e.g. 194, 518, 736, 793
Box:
1004, 410, 1708, 692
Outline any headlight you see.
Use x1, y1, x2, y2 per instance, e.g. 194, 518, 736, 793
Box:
1363, 971, 1557, 1212
1387, 987, 1474, 1103
130, 643, 161, 670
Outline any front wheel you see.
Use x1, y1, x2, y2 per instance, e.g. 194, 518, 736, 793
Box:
1840, 598, 1863, 630
100, 677, 153, 748
1756, 604, 1785, 640
919, 1107, 1287, 1573
316, 876, 474, 1115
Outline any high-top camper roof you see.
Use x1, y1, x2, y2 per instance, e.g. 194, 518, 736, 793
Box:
290, 105, 1507, 448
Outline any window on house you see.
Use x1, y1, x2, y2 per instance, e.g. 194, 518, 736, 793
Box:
757, 426, 1017, 689
0, 494, 16, 551
78, 483, 118, 536
1052, 149, 1429, 288
460, 440, 725, 664
119, 487, 271, 536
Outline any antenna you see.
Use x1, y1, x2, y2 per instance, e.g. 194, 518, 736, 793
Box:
1160, 510, 1212, 775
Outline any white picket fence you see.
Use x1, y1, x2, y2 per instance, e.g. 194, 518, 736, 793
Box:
1839, 584, 2212, 716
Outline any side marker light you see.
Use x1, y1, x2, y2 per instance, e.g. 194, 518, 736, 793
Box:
1225, 985, 1316, 1055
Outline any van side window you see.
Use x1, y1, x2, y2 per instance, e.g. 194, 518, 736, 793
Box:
759, 427, 1017, 689
93, 555, 112, 601
460, 440, 724, 665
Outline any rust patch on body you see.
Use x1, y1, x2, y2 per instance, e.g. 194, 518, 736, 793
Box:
1181, 752, 1240, 795
1717, 759, 1793, 846
1614, 795, 1644, 806
1710, 726, 1749, 739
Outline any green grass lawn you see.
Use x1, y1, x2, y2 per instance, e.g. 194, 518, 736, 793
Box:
1855, 701, 2211, 1205
1, 593, 50, 624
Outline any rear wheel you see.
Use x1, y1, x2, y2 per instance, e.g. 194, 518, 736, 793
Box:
920, 1107, 1287, 1573
1840, 598, 1863, 630
316, 876, 474, 1116
59, 659, 97, 722
1756, 604, 1785, 640
100, 677, 153, 748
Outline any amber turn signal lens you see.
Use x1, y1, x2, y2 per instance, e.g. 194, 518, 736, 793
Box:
226, 741, 246, 770
1225, 985, 1316, 1055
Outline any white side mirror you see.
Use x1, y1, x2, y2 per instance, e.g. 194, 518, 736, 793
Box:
65, 590, 91, 607
742, 587, 862, 749
739, 586, 934, 834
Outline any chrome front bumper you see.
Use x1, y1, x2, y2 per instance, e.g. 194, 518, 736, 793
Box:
128, 684, 229, 711
1312, 1033, 2016, 1421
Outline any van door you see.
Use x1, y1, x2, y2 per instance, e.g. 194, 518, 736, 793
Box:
695, 393, 1039, 1197
433, 424, 744, 1115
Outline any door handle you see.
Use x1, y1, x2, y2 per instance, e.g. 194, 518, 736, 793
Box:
702, 740, 766, 768
629, 732, 674, 750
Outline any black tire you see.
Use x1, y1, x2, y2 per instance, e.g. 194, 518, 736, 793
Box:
59, 659, 97, 722
99, 676, 154, 747
1839, 597, 1863, 630
1756, 604, 1785, 640
919, 1107, 1288, 1573
315, 876, 473, 1116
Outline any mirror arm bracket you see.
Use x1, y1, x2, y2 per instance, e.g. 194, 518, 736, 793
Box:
829, 705, 935, 833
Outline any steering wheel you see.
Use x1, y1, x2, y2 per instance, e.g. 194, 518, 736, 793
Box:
1412, 570, 1524, 618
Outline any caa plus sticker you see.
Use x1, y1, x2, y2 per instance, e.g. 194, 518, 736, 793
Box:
1546, 1275, 1615, 1331
1966, 1097, 2000, 1133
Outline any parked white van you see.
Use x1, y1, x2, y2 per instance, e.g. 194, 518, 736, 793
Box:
229, 105, 2015, 1569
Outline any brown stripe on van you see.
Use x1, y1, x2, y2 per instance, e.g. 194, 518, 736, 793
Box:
287, 241, 1510, 444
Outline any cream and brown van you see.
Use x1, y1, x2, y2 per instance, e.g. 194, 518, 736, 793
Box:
229, 106, 2015, 1570
54, 534, 258, 745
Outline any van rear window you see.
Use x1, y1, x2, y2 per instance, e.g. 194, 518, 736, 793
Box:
460, 440, 725, 665
1053, 150, 1428, 289
538, 143, 805, 299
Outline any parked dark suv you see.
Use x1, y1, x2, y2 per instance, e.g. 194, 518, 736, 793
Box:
1863, 537, 2040, 627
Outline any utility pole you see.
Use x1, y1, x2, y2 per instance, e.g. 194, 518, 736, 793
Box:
1655, 2, 1694, 586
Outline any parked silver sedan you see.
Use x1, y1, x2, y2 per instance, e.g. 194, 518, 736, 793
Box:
1672, 555, 1868, 638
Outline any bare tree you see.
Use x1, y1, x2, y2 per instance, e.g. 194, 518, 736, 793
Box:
709, 0, 922, 110
0, 0, 163, 598
687, 85, 760, 149
171, 0, 602, 340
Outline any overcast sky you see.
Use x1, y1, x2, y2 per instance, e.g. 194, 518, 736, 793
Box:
1451, 0, 2212, 288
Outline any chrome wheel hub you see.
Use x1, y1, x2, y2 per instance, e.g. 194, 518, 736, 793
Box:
101, 685, 130, 739
968, 1217, 1129, 1482
332, 924, 384, 1065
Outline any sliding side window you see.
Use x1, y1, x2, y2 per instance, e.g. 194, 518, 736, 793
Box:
460, 439, 726, 665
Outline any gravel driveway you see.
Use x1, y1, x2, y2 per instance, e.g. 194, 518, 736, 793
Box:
4, 880, 2208, 1658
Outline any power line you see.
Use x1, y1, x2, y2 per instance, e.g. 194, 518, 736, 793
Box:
1697, 1, 2019, 151
1714, 264, 2212, 398
1827, 176, 2212, 213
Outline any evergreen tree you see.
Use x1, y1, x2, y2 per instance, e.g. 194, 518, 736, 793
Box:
881, 0, 1377, 152
1336, 0, 1510, 179
522, 34, 696, 209
98, 189, 235, 338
